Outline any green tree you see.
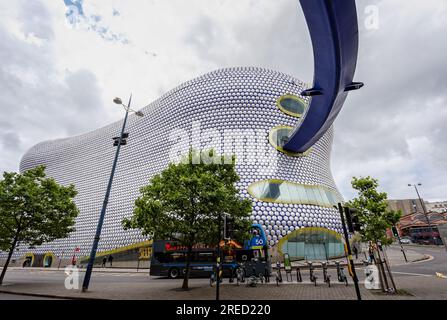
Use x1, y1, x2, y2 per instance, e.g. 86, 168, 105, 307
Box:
0, 166, 79, 285
347, 176, 402, 292
122, 149, 252, 290
347, 176, 401, 245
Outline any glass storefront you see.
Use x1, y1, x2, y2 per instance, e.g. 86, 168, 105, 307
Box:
278, 227, 345, 261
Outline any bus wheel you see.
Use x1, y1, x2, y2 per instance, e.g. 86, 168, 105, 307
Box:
168, 268, 179, 279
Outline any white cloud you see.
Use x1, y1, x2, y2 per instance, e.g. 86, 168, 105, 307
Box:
0, 0, 446, 202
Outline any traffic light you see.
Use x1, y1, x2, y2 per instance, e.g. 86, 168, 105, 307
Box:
112, 132, 129, 146
344, 207, 362, 233
224, 215, 234, 240
391, 226, 399, 237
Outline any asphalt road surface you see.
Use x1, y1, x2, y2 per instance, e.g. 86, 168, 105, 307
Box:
2, 269, 153, 284
0, 244, 445, 300
380, 244, 447, 299
391, 244, 447, 276
0, 292, 59, 300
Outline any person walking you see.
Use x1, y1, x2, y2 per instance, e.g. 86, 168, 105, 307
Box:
368, 243, 375, 264
353, 244, 358, 260
102, 257, 107, 268
108, 255, 114, 267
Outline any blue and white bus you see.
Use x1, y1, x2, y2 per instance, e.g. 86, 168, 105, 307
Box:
150, 224, 270, 279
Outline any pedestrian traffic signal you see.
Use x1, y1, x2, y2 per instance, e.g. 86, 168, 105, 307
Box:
344, 207, 362, 233
224, 215, 234, 240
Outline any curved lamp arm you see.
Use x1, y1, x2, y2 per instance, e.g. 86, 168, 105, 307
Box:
283, 0, 363, 153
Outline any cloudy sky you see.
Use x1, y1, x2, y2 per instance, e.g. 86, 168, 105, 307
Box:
0, 0, 446, 202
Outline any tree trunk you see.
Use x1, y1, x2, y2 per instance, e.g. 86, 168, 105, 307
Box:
375, 246, 389, 292
0, 238, 18, 285
182, 245, 193, 290
382, 247, 397, 292
372, 249, 385, 292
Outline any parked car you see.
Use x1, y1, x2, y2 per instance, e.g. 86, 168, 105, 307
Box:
399, 238, 411, 244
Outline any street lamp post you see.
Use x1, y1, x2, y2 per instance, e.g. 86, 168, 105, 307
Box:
82, 95, 143, 292
216, 213, 222, 301
408, 183, 436, 244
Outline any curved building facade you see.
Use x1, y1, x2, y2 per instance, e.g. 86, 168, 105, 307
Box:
17, 67, 344, 257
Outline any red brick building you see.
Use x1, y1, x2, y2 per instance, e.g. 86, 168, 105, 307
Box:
393, 211, 447, 245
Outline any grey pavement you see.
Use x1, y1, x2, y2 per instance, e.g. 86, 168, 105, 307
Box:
387, 245, 447, 299
6, 266, 149, 273
0, 245, 445, 300
0, 292, 60, 300
353, 243, 430, 266
0, 271, 407, 300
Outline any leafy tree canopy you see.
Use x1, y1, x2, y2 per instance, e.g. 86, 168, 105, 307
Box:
123, 149, 253, 247
122, 149, 253, 289
346, 176, 401, 245
0, 165, 79, 284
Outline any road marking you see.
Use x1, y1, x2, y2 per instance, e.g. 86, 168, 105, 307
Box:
410, 255, 434, 264
385, 254, 434, 267
391, 271, 434, 277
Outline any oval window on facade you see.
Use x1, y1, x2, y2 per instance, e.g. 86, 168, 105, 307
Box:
277, 94, 306, 117
269, 126, 309, 156
248, 179, 342, 208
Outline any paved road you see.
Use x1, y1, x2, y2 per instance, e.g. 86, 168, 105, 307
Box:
0, 292, 58, 300
0, 267, 367, 289
391, 245, 447, 276
2, 268, 153, 284
382, 245, 447, 299
0, 245, 445, 300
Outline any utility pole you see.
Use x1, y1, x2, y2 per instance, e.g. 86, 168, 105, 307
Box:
392, 226, 408, 262
216, 213, 222, 301
338, 203, 362, 300
409, 183, 436, 243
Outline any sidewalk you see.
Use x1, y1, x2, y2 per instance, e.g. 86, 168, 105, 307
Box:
353, 245, 430, 266
7, 266, 149, 273
288, 245, 429, 268
0, 246, 434, 300
0, 275, 418, 301
4, 245, 429, 274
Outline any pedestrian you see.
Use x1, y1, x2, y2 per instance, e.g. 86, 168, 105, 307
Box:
102, 257, 107, 268
368, 245, 375, 264
353, 244, 358, 260
108, 255, 114, 267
